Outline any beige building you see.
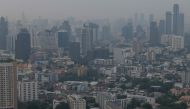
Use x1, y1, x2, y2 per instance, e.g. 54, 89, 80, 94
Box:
68, 95, 86, 109
0, 60, 17, 109
18, 81, 38, 102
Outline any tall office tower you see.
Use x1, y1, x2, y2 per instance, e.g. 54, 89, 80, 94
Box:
149, 14, 154, 23
37, 30, 57, 50
122, 22, 133, 42
57, 30, 69, 49
102, 25, 111, 40
88, 23, 99, 43
0, 17, 8, 50
0, 59, 17, 109
59, 21, 72, 41
179, 13, 184, 36
81, 23, 97, 56
166, 11, 172, 34
140, 13, 145, 27
69, 42, 80, 60
134, 13, 139, 27
173, 4, 180, 35
81, 27, 91, 56
15, 29, 31, 62
159, 20, 165, 35
150, 22, 160, 46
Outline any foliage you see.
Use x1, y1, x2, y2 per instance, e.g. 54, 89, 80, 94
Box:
55, 102, 70, 109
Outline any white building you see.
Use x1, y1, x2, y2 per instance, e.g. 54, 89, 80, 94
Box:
96, 92, 115, 109
171, 35, 184, 51
18, 81, 38, 102
161, 34, 184, 51
113, 46, 134, 64
68, 95, 86, 109
181, 71, 190, 87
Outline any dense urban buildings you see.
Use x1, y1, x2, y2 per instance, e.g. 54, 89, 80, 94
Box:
0, 2, 190, 109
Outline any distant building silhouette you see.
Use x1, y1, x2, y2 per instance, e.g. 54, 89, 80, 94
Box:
81, 23, 98, 56
179, 13, 184, 36
59, 21, 72, 41
122, 22, 133, 42
102, 25, 111, 40
159, 20, 165, 35
69, 42, 80, 60
150, 22, 160, 46
166, 11, 172, 34
173, 4, 180, 35
0, 17, 8, 50
57, 30, 69, 49
15, 28, 31, 62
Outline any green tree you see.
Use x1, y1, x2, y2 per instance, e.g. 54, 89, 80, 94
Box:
55, 102, 70, 109
142, 103, 152, 109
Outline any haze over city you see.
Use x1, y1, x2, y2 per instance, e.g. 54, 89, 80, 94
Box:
0, 0, 189, 20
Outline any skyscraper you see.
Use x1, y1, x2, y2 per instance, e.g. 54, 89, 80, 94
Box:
81, 26, 91, 56
57, 30, 69, 49
179, 13, 184, 36
102, 25, 111, 40
59, 21, 72, 41
15, 29, 31, 62
166, 11, 172, 34
149, 14, 154, 23
81, 23, 97, 56
122, 22, 133, 42
88, 23, 99, 43
173, 4, 180, 35
150, 22, 160, 46
159, 20, 165, 35
0, 17, 8, 50
69, 42, 80, 60
0, 59, 17, 109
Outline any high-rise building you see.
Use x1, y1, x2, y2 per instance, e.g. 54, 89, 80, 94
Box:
122, 22, 133, 42
37, 30, 57, 50
159, 20, 165, 35
0, 59, 17, 109
102, 25, 111, 40
179, 13, 184, 36
81, 23, 97, 56
166, 12, 172, 34
149, 14, 154, 23
57, 30, 69, 49
15, 29, 31, 62
88, 23, 99, 43
150, 22, 160, 46
81, 27, 91, 56
60, 21, 72, 41
18, 81, 38, 102
69, 42, 80, 60
0, 17, 8, 50
173, 4, 180, 35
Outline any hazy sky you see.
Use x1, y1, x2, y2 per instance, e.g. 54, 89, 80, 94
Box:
0, 0, 189, 21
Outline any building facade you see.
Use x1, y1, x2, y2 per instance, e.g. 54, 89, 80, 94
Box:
0, 60, 17, 109
17, 81, 38, 102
